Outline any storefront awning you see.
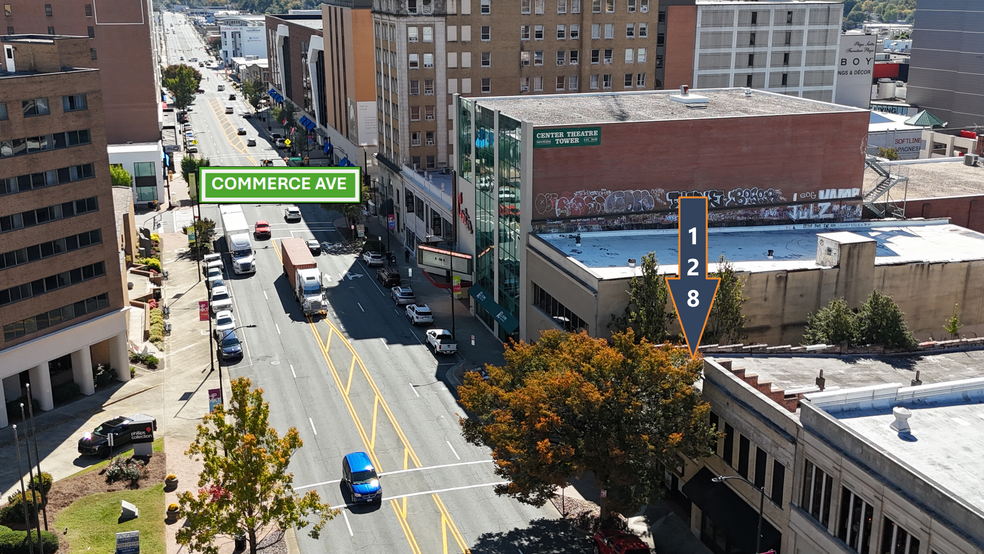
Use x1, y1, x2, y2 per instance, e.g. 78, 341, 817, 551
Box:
468, 285, 519, 334
682, 468, 781, 553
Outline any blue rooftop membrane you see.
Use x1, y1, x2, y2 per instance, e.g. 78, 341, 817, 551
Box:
536, 220, 984, 280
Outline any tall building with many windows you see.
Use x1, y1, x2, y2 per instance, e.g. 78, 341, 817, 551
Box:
0, 35, 130, 429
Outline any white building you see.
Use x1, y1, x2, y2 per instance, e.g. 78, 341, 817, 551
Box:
108, 143, 168, 206
218, 15, 267, 65
693, 0, 843, 102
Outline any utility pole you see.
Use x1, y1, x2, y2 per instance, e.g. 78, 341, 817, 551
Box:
24, 385, 48, 531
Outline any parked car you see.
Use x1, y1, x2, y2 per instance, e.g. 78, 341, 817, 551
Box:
247, 138, 256, 147
206, 267, 224, 289
217, 84, 225, 91
195, 87, 205, 93
225, 107, 234, 114
592, 529, 651, 554
377, 267, 401, 287
341, 452, 381, 503
391, 286, 415, 305
363, 251, 385, 267
241, 112, 252, 119
77, 414, 157, 458
284, 206, 302, 222
186, 145, 198, 153
406, 304, 434, 325
214, 310, 235, 339
228, 94, 237, 100
254, 220, 271, 239
209, 285, 233, 314
203, 253, 224, 275
425, 329, 457, 354
217, 329, 243, 360
306, 239, 321, 256
237, 127, 247, 135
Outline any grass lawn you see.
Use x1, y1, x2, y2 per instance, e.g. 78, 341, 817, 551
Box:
69, 437, 165, 478
54, 482, 166, 554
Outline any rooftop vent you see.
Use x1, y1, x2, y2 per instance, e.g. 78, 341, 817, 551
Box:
890, 406, 911, 433
670, 84, 708, 107
628, 258, 636, 268
745, 88, 753, 97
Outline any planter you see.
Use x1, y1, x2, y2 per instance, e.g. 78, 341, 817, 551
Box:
166, 508, 180, 523
165, 476, 178, 491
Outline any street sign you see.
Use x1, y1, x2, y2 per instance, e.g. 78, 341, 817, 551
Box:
116, 531, 139, 554
356, 224, 365, 238
388, 214, 395, 230
452, 275, 461, 295
284, 139, 292, 147
198, 167, 361, 204
208, 388, 221, 412
533, 126, 602, 148
199, 301, 209, 321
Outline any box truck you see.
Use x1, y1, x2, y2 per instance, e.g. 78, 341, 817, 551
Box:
219, 205, 255, 275
282, 238, 326, 316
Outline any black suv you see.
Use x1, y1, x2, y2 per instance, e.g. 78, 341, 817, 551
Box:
377, 267, 401, 287
78, 414, 157, 457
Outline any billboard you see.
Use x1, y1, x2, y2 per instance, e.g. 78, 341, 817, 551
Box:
835, 34, 877, 109
199, 167, 361, 204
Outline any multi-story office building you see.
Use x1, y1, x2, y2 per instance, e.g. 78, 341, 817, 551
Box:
906, 0, 984, 130
0, 35, 131, 429
3, 0, 166, 203
690, 0, 843, 102
217, 14, 267, 65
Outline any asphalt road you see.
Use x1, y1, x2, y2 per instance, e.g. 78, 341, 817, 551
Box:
157, 14, 586, 554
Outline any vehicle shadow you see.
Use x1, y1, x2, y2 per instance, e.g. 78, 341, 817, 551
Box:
468, 517, 590, 554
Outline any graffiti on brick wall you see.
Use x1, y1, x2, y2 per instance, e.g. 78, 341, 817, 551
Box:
534, 186, 790, 217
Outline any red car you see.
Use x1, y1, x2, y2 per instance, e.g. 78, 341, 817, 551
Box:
254, 220, 271, 240
593, 528, 652, 554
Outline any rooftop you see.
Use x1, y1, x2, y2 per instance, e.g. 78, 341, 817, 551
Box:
470, 88, 864, 126
537, 219, 984, 280
867, 158, 984, 200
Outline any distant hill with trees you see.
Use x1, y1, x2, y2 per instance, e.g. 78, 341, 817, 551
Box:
842, 0, 916, 29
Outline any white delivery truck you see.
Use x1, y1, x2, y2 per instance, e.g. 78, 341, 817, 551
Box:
282, 238, 326, 316
219, 205, 256, 275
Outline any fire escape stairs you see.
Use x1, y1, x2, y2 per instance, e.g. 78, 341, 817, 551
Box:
863, 155, 908, 218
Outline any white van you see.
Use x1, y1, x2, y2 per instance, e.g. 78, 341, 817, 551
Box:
217, 84, 225, 91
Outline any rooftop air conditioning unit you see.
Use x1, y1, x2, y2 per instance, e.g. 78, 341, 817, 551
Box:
964, 154, 979, 166
640, 5, 648, 12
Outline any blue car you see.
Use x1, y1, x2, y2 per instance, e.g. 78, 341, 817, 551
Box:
342, 452, 381, 503
217, 329, 243, 360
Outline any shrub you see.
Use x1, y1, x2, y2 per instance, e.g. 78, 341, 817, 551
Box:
141, 258, 162, 273
130, 366, 137, 378
0, 491, 41, 524
93, 364, 118, 388
106, 456, 145, 485
29, 473, 52, 497
166, 474, 177, 481
52, 382, 81, 404
151, 233, 161, 244
0, 525, 59, 554
167, 503, 179, 512
149, 308, 164, 325
144, 355, 159, 369
130, 352, 142, 363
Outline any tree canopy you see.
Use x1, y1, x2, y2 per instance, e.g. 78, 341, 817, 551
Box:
163, 64, 202, 110
803, 291, 917, 348
242, 78, 264, 110
176, 378, 335, 554
703, 257, 748, 346
181, 155, 211, 189
611, 252, 673, 344
110, 165, 132, 187
458, 329, 717, 518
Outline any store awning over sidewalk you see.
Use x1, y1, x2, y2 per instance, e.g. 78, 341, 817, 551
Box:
468, 285, 519, 334
682, 468, 781, 553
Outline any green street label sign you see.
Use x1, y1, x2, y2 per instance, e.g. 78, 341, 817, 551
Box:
198, 167, 362, 204
533, 126, 602, 148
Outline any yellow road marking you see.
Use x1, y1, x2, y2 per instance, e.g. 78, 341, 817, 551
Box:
370, 395, 379, 449
404, 447, 410, 470
345, 357, 355, 395
442, 513, 449, 554
390, 501, 423, 554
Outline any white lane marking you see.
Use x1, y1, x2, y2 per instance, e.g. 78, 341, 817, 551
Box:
357, 302, 365, 312
409, 382, 420, 398
447, 441, 460, 461
380, 459, 493, 478
294, 478, 342, 490
275, 323, 281, 335
263, 290, 268, 300
381, 338, 389, 350
342, 511, 353, 537
309, 418, 317, 435
333, 483, 501, 510
290, 364, 296, 378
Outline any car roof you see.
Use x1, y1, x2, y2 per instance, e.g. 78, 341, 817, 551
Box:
212, 286, 229, 294
215, 310, 234, 319
255, 220, 269, 226
344, 451, 375, 472
395, 286, 412, 292
307, 239, 319, 244
412, 304, 430, 310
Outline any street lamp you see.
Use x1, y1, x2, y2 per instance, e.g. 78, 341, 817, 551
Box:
214, 325, 257, 407
712, 474, 765, 554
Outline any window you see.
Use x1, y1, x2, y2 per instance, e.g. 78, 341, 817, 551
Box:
411, 156, 421, 169
47, 26, 55, 34
785, 31, 792, 45
557, 25, 566, 39
658, 9, 665, 23
533, 284, 589, 333
23, 98, 50, 117
87, 26, 94, 38
535, 0, 544, 14
4, 5, 10, 16
409, 53, 419, 69
556, 75, 565, 91
737, 435, 750, 478
534, 76, 544, 91
656, 33, 665, 46
0, 103, 7, 121
640, 0, 649, 12
534, 25, 543, 40
604, 23, 614, 39
569, 50, 579, 65
749, 32, 756, 46
770, 461, 785, 505
639, 23, 648, 38
481, 77, 491, 93
591, 49, 600, 64
424, 105, 435, 120
410, 106, 421, 121
592, 0, 601, 13
783, 52, 790, 65
723, 423, 735, 464
424, 79, 434, 94
801, 459, 833, 527
0, 196, 99, 234
590, 74, 599, 89
426, 155, 436, 169
626, 23, 634, 38
423, 27, 433, 42
627, 0, 635, 11
624, 73, 633, 87
748, 53, 755, 67
637, 48, 646, 63
751, 11, 757, 25
44, 3, 52, 16
787, 10, 793, 24
521, 51, 531, 66
625, 48, 633, 63
481, 26, 490, 41
3, 293, 110, 342
6, 26, 12, 34
410, 80, 420, 95
90, 48, 97, 60
408, 27, 418, 42
558, 0, 566, 13
1, 261, 108, 307
425, 131, 435, 145
635, 73, 645, 87
63, 94, 88, 112
557, 51, 565, 65
570, 24, 580, 39
408, 0, 418, 13
605, 0, 614, 13
591, 24, 600, 39
481, 51, 491, 66
0, 230, 102, 271
881, 517, 920, 554
754, 448, 767, 488
480, 0, 490, 14
602, 74, 612, 89
838, 487, 874, 553
603, 48, 613, 64
521, 25, 530, 40
520, 76, 530, 92
781, 73, 788, 86
569, 75, 579, 90
423, 53, 434, 68
521, 0, 531, 13
571, 0, 580, 13
533, 51, 543, 65
746, 74, 753, 87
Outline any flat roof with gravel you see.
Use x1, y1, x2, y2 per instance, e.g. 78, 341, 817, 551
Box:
865, 159, 984, 200
468, 88, 866, 126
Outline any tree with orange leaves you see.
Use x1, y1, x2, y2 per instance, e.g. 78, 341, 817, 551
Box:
458, 329, 717, 519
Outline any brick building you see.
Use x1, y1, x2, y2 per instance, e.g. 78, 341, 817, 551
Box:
0, 35, 131, 428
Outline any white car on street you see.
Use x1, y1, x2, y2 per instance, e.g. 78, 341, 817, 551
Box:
362, 251, 385, 267
406, 304, 434, 325
214, 310, 235, 339
209, 286, 233, 315
284, 206, 302, 222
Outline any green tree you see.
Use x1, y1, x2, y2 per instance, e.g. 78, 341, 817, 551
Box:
163, 64, 202, 110
877, 147, 900, 160
181, 155, 212, 190
704, 256, 748, 345
324, 180, 370, 230
458, 329, 717, 520
611, 252, 673, 344
272, 103, 297, 136
857, 290, 917, 348
803, 298, 858, 345
189, 218, 218, 254
944, 304, 962, 339
110, 164, 132, 187
177, 378, 336, 554
241, 78, 264, 110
